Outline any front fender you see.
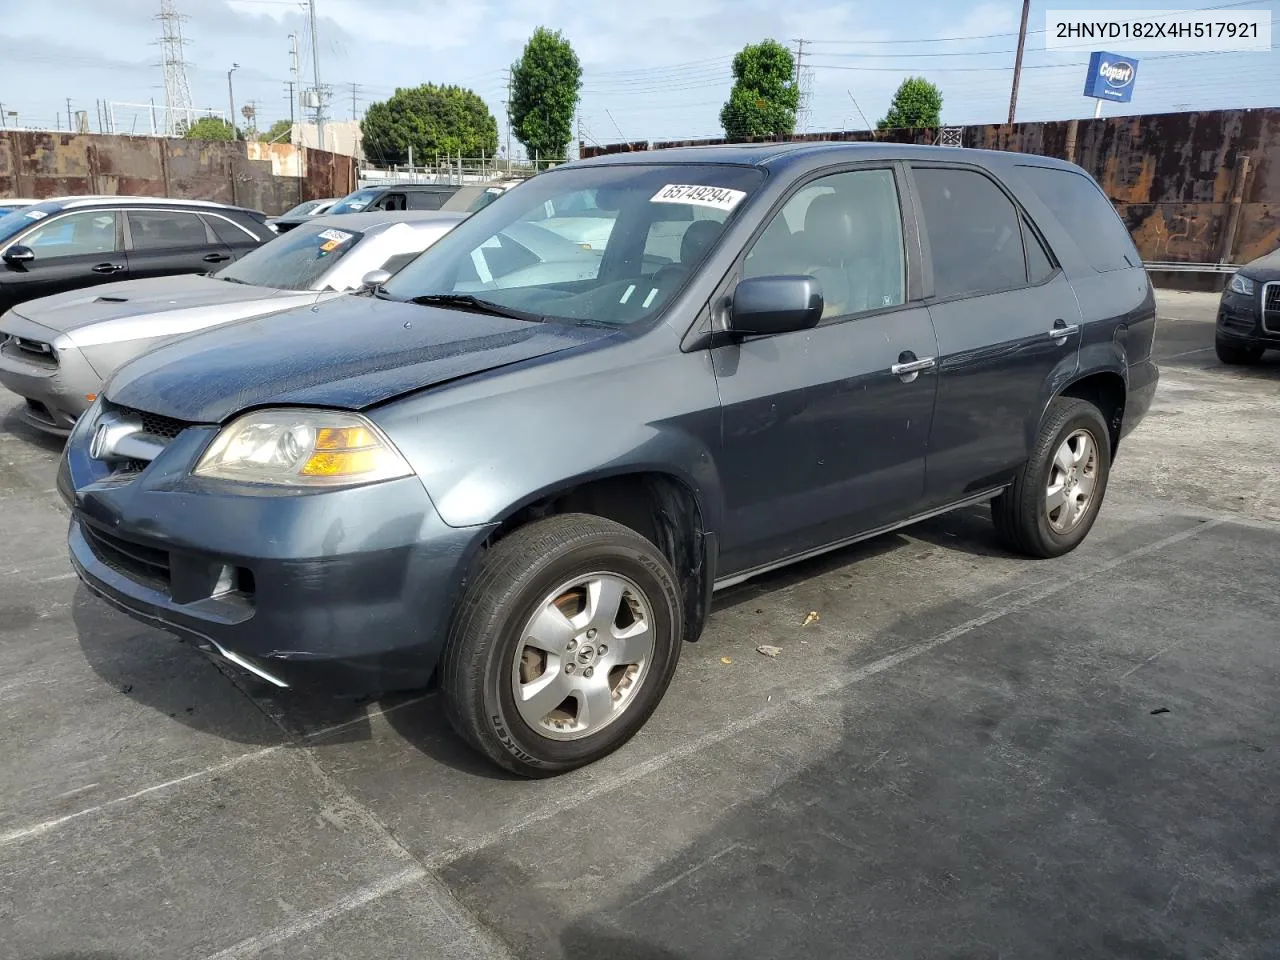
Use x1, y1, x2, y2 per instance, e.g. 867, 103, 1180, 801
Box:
369, 339, 726, 534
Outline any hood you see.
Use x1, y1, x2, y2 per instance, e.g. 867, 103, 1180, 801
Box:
15, 274, 286, 335
1241, 247, 1280, 280
105, 294, 614, 423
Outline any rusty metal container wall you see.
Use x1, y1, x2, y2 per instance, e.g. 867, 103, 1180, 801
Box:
0, 132, 357, 215
581, 108, 1280, 266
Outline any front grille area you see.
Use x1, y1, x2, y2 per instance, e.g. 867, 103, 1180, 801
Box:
1, 334, 57, 368
110, 403, 192, 441
1264, 282, 1280, 335
82, 523, 171, 588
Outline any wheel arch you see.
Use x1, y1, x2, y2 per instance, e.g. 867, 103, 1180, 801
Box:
485, 468, 716, 643
1056, 368, 1128, 454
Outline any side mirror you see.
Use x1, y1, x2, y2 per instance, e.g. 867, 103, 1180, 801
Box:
729, 276, 823, 336
360, 268, 392, 290
3, 245, 35, 265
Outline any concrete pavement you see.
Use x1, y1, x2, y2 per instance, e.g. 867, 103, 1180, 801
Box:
1, 290, 1277, 959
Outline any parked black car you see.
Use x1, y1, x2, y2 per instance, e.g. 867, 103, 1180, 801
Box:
60, 143, 1157, 777
0, 197, 269, 314
270, 184, 463, 233
1215, 249, 1280, 363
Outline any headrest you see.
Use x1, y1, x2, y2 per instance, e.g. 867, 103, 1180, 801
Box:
680, 219, 724, 264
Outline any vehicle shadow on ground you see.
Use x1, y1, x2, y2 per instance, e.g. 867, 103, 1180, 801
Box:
438, 523, 1280, 958
1, 407, 67, 453
69, 506, 1015, 775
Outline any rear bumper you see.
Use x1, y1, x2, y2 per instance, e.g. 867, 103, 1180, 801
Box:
61, 431, 494, 696
1121, 358, 1158, 441
0, 312, 98, 434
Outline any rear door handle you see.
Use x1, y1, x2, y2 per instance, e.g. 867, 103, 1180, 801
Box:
202, 253, 231, 263
91, 262, 126, 274
1048, 321, 1080, 340
890, 356, 936, 382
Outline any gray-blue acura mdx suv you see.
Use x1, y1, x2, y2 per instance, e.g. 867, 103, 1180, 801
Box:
59, 143, 1158, 776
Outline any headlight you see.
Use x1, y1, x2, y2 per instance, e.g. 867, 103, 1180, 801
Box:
193, 409, 412, 487
1229, 273, 1256, 296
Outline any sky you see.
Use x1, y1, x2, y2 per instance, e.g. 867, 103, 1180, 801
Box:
1, 0, 1277, 157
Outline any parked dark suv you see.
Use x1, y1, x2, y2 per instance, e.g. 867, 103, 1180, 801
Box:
0, 196, 269, 314
1215, 248, 1280, 363
59, 143, 1157, 777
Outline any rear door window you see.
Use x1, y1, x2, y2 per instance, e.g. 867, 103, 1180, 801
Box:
202, 213, 259, 246
127, 210, 210, 250
912, 166, 1028, 299
1017, 165, 1140, 273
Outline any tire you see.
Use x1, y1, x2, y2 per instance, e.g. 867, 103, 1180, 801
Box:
992, 397, 1112, 559
440, 514, 683, 777
1215, 336, 1264, 365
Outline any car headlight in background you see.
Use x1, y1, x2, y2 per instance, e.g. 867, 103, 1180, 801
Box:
193, 409, 412, 487
1229, 273, 1256, 296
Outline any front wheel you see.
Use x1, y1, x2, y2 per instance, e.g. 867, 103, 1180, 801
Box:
993, 397, 1112, 559
440, 514, 683, 777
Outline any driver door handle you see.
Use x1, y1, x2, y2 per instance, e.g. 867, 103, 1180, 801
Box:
92, 262, 126, 274
1048, 320, 1080, 340
202, 252, 231, 263
890, 355, 936, 382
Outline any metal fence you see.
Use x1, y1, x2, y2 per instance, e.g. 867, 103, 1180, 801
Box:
580, 108, 1280, 268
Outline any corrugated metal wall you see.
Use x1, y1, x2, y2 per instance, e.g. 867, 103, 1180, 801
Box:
582, 108, 1280, 265
0, 133, 357, 215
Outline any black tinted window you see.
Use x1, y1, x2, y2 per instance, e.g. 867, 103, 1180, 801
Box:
1018, 165, 1139, 273
127, 210, 209, 250
203, 214, 256, 246
914, 167, 1027, 299
407, 191, 447, 210
1023, 219, 1055, 284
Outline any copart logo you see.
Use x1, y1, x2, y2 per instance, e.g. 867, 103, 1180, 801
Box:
1099, 61, 1135, 87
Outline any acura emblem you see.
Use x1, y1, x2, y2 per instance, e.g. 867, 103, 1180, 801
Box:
89, 422, 110, 460
86, 411, 143, 461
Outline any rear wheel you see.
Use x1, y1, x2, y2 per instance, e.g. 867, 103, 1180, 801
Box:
1215, 336, 1264, 365
993, 397, 1111, 559
441, 514, 683, 777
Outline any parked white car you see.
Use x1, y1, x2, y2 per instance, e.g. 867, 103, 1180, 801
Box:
0, 211, 464, 434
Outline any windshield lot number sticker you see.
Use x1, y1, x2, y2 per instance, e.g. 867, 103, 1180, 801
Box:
650, 184, 746, 211
317, 228, 354, 244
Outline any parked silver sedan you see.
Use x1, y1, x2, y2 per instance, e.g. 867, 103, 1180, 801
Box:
0, 210, 464, 434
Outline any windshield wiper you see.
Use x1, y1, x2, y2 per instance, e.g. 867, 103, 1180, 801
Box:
407, 293, 544, 323
218, 275, 248, 284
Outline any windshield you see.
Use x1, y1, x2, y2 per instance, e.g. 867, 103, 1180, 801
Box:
279, 199, 325, 218
382, 164, 764, 326
0, 201, 62, 245
466, 187, 508, 213
214, 222, 364, 290
328, 188, 381, 215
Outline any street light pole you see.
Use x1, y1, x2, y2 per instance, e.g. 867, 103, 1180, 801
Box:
227, 63, 240, 139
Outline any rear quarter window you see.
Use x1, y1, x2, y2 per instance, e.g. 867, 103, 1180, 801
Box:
1017, 165, 1140, 273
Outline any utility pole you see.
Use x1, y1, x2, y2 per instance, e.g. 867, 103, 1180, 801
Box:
227, 63, 240, 138
792, 38, 809, 133
503, 68, 512, 174
66, 98, 73, 134
349, 82, 360, 121
288, 32, 301, 145
308, 0, 325, 151
1007, 0, 1031, 125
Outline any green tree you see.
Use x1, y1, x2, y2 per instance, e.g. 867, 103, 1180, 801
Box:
184, 116, 239, 141
260, 118, 293, 143
361, 84, 498, 166
877, 77, 943, 130
509, 27, 582, 163
719, 40, 800, 140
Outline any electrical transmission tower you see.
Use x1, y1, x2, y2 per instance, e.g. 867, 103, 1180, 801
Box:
792, 38, 814, 135
157, 0, 195, 136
